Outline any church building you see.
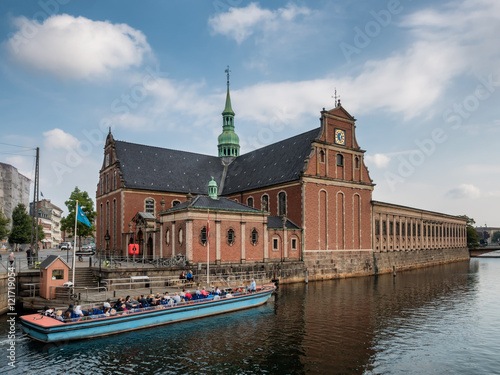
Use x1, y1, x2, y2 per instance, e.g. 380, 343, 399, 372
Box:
96, 73, 468, 277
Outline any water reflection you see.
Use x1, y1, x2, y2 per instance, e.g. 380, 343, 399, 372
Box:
2, 259, 499, 374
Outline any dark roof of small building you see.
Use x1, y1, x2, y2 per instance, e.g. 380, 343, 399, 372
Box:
39, 255, 70, 270
115, 141, 224, 195
222, 128, 320, 194
166, 195, 262, 213
267, 216, 301, 229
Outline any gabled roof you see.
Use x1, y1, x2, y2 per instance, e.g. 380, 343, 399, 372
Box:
39, 255, 70, 270
222, 128, 320, 194
115, 141, 224, 195
166, 195, 262, 214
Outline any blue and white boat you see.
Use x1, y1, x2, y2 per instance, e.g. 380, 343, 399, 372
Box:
20, 285, 275, 343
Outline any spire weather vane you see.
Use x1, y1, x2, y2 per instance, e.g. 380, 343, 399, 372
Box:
225, 65, 231, 88
332, 88, 340, 107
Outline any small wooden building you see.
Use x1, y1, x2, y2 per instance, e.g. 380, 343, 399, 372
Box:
39, 255, 70, 299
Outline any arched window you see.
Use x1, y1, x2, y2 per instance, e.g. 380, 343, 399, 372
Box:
227, 229, 235, 245
165, 228, 170, 245
278, 192, 286, 216
319, 149, 325, 163
113, 171, 117, 190
336, 154, 344, 167
172, 200, 181, 207
247, 197, 254, 208
106, 174, 109, 192
251, 228, 258, 245
201, 227, 207, 245
145, 198, 154, 214
355, 156, 360, 169
261, 195, 269, 212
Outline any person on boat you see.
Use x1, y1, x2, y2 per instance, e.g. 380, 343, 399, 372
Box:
214, 286, 221, 295
184, 290, 192, 301
64, 304, 74, 316
200, 288, 209, 297
250, 279, 256, 293
225, 290, 233, 298
115, 298, 126, 312
172, 293, 181, 304
103, 298, 112, 310
43, 306, 55, 318
138, 295, 148, 307
186, 270, 194, 282
74, 305, 84, 317
55, 310, 64, 321
195, 288, 201, 297
125, 296, 135, 310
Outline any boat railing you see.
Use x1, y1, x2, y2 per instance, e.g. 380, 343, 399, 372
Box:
102, 275, 197, 291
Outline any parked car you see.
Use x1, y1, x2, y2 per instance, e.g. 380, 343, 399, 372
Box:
60, 242, 72, 250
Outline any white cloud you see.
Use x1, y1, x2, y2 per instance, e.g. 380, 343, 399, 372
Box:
208, 2, 311, 44
6, 14, 151, 79
365, 153, 391, 168
446, 184, 481, 199
43, 128, 79, 151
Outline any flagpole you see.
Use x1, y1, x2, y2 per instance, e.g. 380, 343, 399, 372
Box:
207, 209, 210, 287
73, 200, 78, 287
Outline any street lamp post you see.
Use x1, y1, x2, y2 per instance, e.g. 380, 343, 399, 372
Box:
104, 230, 110, 258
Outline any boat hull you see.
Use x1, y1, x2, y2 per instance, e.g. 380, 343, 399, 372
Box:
21, 286, 275, 343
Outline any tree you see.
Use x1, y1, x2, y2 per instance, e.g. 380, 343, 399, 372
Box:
458, 215, 480, 249
0, 209, 10, 240
492, 231, 500, 244
9, 203, 31, 245
60, 187, 97, 247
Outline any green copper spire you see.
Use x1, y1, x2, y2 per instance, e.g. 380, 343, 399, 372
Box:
218, 66, 240, 158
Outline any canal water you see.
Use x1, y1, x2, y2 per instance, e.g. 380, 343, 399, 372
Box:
1, 258, 500, 374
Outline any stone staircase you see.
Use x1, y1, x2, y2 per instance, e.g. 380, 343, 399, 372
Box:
69, 268, 98, 288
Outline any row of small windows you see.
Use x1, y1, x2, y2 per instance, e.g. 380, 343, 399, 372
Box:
272, 237, 298, 250
375, 220, 463, 237
246, 193, 286, 215
318, 150, 360, 168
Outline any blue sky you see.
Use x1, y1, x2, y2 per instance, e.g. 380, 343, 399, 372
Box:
1, 0, 499, 228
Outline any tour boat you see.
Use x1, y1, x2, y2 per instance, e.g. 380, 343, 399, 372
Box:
20, 284, 275, 343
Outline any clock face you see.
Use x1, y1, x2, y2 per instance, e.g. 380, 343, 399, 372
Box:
335, 129, 345, 145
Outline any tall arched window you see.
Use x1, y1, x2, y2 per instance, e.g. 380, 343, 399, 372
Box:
261, 195, 269, 212
278, 192, 286, 216
251, 228, 258, 245
247, 197, 254, 208
145, 198, 154, 214
319, 149, 325, 163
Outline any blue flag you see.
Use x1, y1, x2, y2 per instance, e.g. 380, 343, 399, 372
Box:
77, 204, 92, 227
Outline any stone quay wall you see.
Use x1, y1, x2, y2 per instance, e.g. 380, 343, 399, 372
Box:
304, 247, 470, 281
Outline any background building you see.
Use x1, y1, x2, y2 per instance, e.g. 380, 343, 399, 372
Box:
0, 162, 30, 232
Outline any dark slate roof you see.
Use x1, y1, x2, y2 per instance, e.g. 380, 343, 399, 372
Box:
267, 216, 301, 229
39, 255, 70, 270
166, 195, 262, 213
222, 128, 320, 194
115, 141, 224, 194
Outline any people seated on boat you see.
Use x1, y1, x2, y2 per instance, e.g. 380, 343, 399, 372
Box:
55, 310, 64, 321
225, 290, 233, 298
200, 288, 210, 297
74, 305, 85, 317
64, 304, 75, 316
104, 307, 111, 316
125, 296, 136, 310
64, 311, 72, 321
103, 298, 112, 310
195, 288, 201, 296
214, 286, 221, 295
147, 294, 155, 305
179, 271, 186, 282
250, 279, 256, 293
138, 295, 148, 307
179, 289, 186, 298
184, 290, 192, 301
186, 270, 194, 282
172, 293, 181, 304
43, 306, 55, 318
115, 298, 127, 312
